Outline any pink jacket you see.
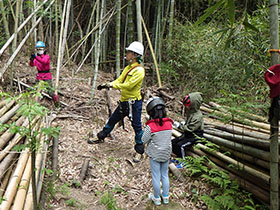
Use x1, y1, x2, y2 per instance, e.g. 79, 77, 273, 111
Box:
29, 54, 52, 80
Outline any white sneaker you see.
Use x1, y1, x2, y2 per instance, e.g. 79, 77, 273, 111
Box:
148, 193, 161, 206
162, 195, 169, 204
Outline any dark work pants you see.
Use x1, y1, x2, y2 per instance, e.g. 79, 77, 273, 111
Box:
102, 99, 143, 144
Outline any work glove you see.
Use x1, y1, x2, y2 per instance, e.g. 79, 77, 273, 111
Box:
173, 121, 180, 128
134, 143, 144, 154
97, 83, 111, 90
30, 53, 36, 61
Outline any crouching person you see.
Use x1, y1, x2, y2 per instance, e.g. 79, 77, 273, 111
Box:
172, 92, 204, 158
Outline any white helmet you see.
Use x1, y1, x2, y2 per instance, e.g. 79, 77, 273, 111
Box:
125, 41, 144, 56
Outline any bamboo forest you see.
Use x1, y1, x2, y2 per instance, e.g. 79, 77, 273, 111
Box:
1, 0, 280, 210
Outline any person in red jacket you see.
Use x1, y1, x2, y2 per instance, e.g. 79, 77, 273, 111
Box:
29, 41, 59, 106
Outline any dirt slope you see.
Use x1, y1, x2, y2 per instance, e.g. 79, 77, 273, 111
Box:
11, 58, 208, 210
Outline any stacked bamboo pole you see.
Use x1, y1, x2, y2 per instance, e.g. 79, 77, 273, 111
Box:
175, 102, 278, 205
0, 99, 52, 210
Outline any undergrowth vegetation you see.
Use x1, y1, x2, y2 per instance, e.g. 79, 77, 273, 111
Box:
179, 150, 268, 210
161, 6, 271, 116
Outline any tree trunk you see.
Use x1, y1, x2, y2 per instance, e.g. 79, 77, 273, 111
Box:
269, 1, 279, 208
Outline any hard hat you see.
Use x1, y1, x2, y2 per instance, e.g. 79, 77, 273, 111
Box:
125, 41, 144, 56
183, 94, 191, 107
146, 97, 165, 115
264, 64, 280, 98
35, 41, 46, 48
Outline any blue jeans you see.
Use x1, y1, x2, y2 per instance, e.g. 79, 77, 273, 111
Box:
102, 99, 143, 144
149, 158, 169, 198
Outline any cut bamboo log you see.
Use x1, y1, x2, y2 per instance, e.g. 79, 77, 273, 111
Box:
208, 101, 267, 123
0, 100, 15, 118
188, 149, 270, 192
0, 115, 25, 150
0, 167, 13, 197
0, 116, 40, 162
203, 133, 272, 162
79, 158, 90, 182
168, 163, 185, 182
201, 105, 270, 131
196, 143, 270, 184
0, 151, 18, 181
12, 155, 32, 210
23, 129, 46, 210
204, 128, 270, 150
0, 147, 30, 210
185, 150, 270, 204
36, 139, 49, 202
204, 118, 269, 140
219, 145, 270, 170
52, 134, 58, 176
0, 100, 9, 109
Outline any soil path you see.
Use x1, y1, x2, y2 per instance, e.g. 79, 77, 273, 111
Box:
14, 60, 207, 210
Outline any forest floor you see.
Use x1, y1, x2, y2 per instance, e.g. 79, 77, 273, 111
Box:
9, 57, 211, 210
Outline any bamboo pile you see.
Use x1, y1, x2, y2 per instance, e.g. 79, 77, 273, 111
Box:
174, 102, 277, 205
0, 99, 51, 210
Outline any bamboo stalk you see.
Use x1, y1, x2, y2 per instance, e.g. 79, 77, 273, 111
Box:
55, 0, 72, 96
208, 101, 267, 123
12, 155, 32, 210
203, 133, 272, 162
0, 147, 30, 210
204, 128, 270, 150
90, 0, 105, 101
186, 150, 270, 204
116, 0, 121, 77
196, 143, 270, 184
0, 116, 40, 162
188, 149, 270, 192
201, 106, 270, 131
0, 167, 13, 197
136, 0, 143, 42
0, 104, 20, 124
219, 145, 270, 170
0, 151, 18, 181
204, 117, 269, 140
0, 115, 25, 149
168, 163, 185, 182
141, 15, 162, 88
36, 137, 49, 202
23, 130, 46, 210
0, 100, 15, 117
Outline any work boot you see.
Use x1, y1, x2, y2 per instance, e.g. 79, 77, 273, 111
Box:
133, 153, 143, 163
87, 130, 105, 144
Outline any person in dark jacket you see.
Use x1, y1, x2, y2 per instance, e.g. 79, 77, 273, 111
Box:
172, 92, 204, 158
142, 97, 173, 206
29, 41, 59, 106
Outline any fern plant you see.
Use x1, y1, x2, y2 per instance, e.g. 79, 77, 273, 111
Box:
180, 155, 268, 210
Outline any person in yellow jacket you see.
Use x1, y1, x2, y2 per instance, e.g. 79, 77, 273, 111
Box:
88, 41, 145, 162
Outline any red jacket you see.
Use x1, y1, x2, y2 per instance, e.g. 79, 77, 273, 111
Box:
29, 54, 52, 81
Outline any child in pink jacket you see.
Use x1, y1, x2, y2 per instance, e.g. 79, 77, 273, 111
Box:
29, 41, 59, 106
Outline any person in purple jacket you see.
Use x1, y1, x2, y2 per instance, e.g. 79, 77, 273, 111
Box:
142, 97, 173, 206
29, 41, 59, 106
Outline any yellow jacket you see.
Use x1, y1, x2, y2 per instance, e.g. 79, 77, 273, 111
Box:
110, 62, 145, 102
